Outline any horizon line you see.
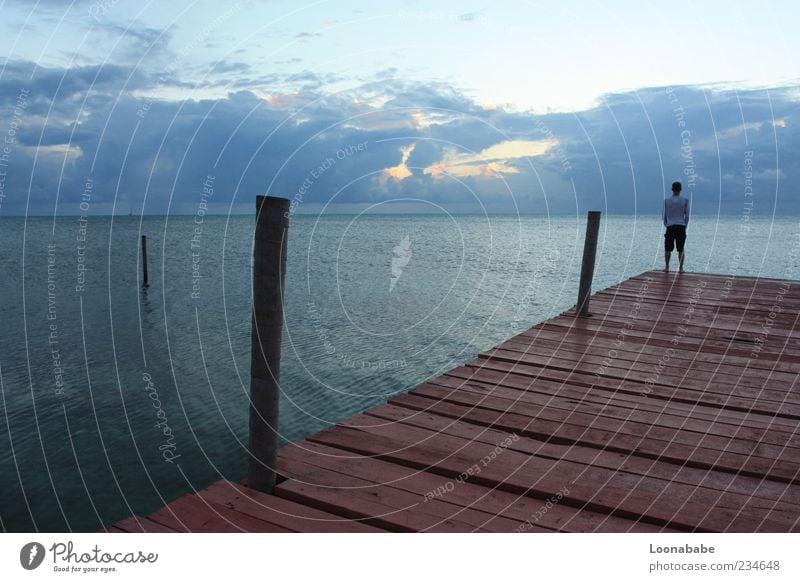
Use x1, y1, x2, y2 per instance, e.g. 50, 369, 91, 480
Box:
4, 212, 800, 218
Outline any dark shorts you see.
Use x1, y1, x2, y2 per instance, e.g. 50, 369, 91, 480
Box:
665, 225, 687, 253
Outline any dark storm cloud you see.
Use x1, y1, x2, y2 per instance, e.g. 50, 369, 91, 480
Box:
16, 125, 95, 147
0, 60, 149, 107
559, 85, 798, 214
0, 57, 154, 172
0, 57, 797, 216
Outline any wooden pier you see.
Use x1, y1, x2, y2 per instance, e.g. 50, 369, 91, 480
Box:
108, 270, 800, 533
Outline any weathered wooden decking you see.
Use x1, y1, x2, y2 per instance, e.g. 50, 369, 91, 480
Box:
109, 271, 800, 533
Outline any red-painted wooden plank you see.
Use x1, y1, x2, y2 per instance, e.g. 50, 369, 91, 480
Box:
492, 338, 800, 385
197, 480, 386, 532
404, 384, 800, 463
147, 494, 294, 532
439, 368, 799, 434
306, 423, 798, 532
275, 461, 522, 532
391, 390, 800, 484
111, 515, 180, 533
469, 358, 800, 418
359, 402, 800, 508
427, 374, 800, 441
277, 440, 670, 532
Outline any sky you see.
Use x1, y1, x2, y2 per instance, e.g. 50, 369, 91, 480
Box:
0, 0, 797, 215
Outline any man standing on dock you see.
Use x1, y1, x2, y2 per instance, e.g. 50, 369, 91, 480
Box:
663, 181, 689, 273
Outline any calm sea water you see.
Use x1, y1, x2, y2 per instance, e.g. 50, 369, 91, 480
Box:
1, 213, 798, 531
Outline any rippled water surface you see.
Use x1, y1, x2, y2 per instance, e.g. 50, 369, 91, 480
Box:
1, 213, 798, 531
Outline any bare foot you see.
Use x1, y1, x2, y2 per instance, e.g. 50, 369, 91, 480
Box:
663, 267, 669, 273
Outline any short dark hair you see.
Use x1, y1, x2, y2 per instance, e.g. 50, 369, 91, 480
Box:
672, 181, 682, 192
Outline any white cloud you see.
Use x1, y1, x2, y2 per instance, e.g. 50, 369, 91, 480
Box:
424, 139, 555, 178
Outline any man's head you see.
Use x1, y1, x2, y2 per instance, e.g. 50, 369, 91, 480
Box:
672, 181, 682, 195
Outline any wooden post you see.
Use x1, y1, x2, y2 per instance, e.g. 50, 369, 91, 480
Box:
248, 195, 290, 493
576, 211, 601, 317
141, 235, 149, 288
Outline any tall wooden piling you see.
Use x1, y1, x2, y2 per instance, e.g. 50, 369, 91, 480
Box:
576, 210, 601, 317
141, 235, 149, 287
248, 195, 290, 493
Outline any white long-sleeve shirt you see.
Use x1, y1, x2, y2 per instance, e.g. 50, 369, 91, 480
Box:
663, 195, 690, 227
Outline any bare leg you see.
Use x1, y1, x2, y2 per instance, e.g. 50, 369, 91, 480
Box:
678, 251, 685, 273
664, 251, 670, 272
